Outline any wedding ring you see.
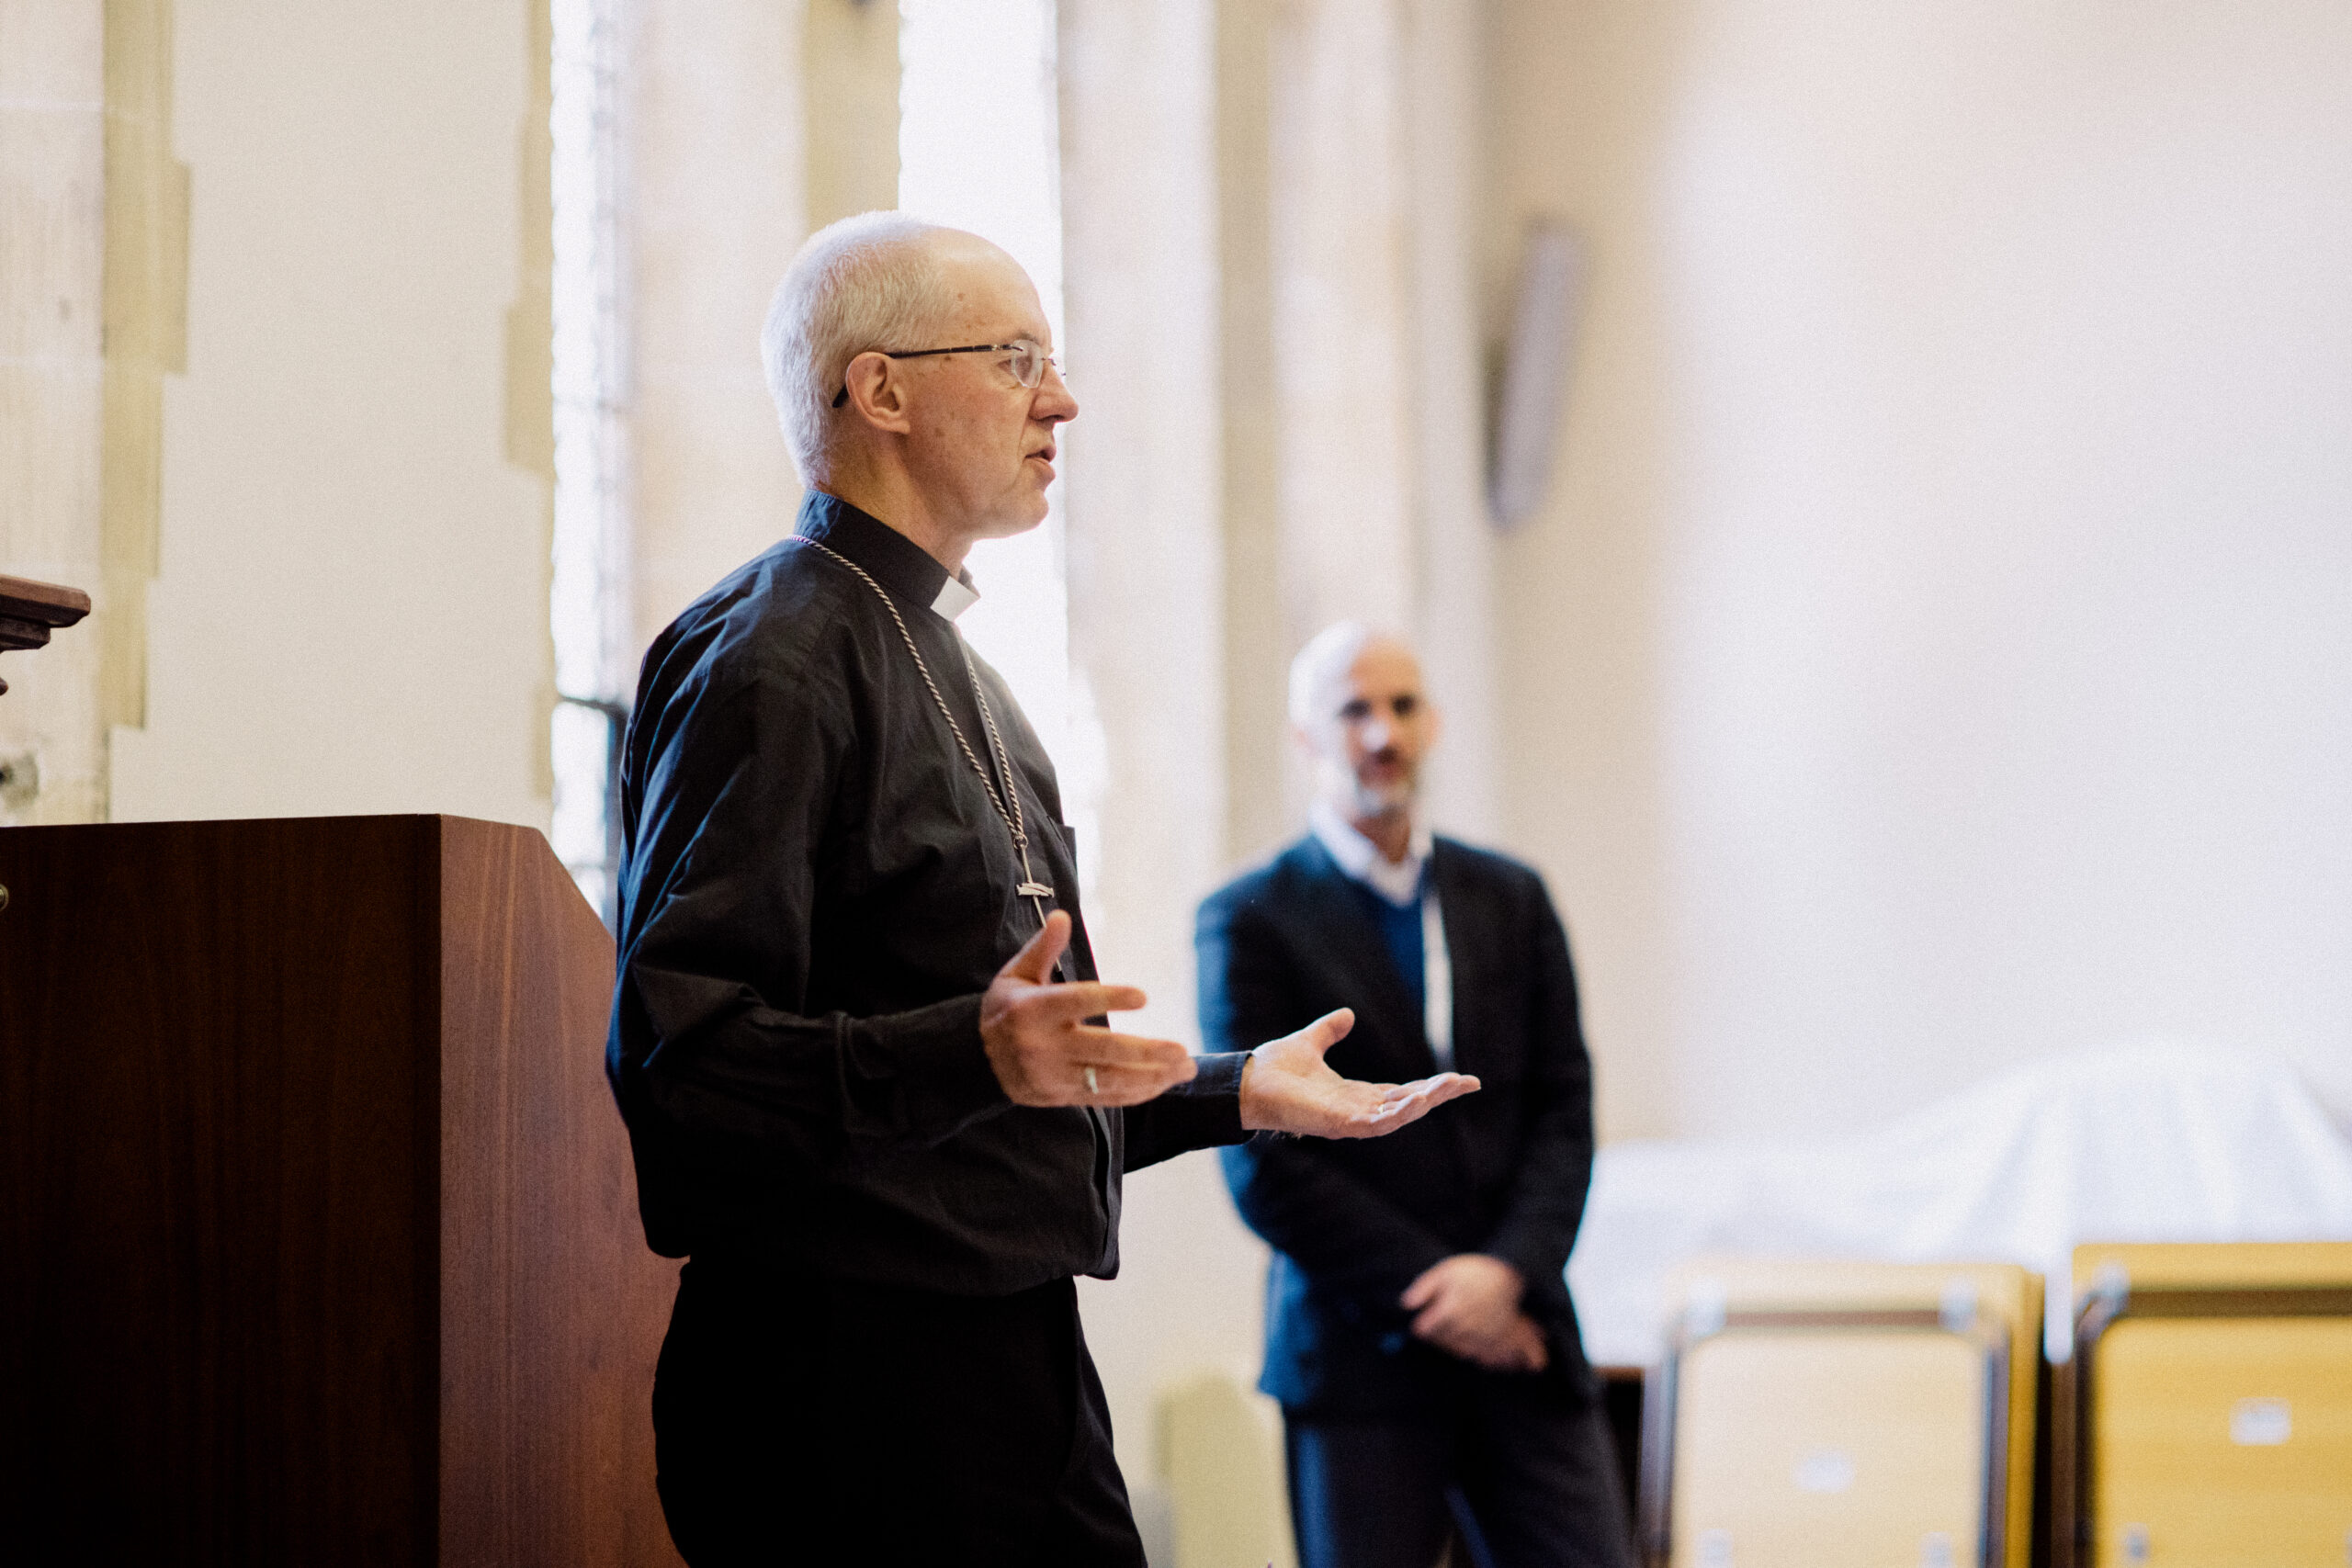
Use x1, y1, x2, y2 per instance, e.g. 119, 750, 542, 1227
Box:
1083, 1066, 1100, 1096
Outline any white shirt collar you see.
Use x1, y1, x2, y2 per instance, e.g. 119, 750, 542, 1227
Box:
930, 573, 979, 622
1308, 796, 1431, 908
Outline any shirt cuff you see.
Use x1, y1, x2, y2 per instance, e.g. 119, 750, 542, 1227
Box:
1166, 1050, 1252, 1145
1194, 1050, 1251, 1134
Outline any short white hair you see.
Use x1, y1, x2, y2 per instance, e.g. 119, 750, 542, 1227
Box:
1288, 620, 1383, 728
761, 211, 956, 483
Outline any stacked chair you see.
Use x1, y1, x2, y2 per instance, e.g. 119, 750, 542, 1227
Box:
1638, 1258, 2042, 1568
2058, 1241, 2352, 1568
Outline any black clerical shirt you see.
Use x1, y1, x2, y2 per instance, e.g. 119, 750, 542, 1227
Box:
608, 492, 1249, 1296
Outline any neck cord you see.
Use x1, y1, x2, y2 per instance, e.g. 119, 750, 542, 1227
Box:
786, 536, 1057, 930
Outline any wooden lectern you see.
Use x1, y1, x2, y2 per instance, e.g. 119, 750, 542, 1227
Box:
0, 571, 93, 696
0, 815, 683, 1565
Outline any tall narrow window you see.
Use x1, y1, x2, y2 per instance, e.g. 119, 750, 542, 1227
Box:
549, 0, 630, 920
899, 0, 1104, 893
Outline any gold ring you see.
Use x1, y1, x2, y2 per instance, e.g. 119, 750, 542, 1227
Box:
1083, 1066, 1099, 1096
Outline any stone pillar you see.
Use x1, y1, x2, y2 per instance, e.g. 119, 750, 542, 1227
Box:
1058, 4, 1267, 1549
1214, 0, 1288, 868
1266, 0, 1417, 648
1257, 0, 1500, 841
803, 0, 899, 231
626, 0, 812, 650
99, 0, 187, 777
623, 0, 899, 658
1399, 0, 1499, 839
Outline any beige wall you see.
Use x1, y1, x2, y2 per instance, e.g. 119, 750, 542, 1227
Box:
1490, 0, 2352, 1140
0, 0, 107, 823
108, 0, 555, 829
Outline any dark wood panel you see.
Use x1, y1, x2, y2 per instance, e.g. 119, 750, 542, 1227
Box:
435, 817, 679, 1566
0, 817, 437, 1565
0, 816, 678, 1565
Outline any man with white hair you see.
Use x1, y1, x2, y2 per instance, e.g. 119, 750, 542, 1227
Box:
1197, 624, 1634, 1568
605, 214, 1478, 1566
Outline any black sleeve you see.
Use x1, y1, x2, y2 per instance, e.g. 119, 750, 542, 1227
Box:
613, 669, 1011, 1181
1480, 876, 1596, 1292
1120, 1052, 1251, 1173
1197, 890, 1453, 1303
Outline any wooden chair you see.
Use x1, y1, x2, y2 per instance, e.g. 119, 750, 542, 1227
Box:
2059, 1241, 2352, 1568
1639, 1258, 2042, 1568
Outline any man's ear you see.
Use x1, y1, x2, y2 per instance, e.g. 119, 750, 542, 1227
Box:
842, 351, 917, 434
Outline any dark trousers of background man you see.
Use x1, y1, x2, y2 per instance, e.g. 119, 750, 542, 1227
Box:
651, 1257, 1147, 1567
1284, 1373, 1638, 1568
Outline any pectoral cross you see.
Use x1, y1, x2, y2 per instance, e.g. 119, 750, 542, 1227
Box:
1013, 861, 1064, 980
1013, 842, 1057, 931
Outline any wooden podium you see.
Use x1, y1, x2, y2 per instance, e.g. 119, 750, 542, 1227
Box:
0, 571, 92, 696
0, 816, 683, 1565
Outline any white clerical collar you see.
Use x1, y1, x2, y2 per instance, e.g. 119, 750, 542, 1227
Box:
930, 573, 979, 622
1308, 795, 1431, 908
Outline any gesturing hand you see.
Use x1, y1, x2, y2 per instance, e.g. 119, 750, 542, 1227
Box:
1400, 1254, 1547, 1372
1237, 1010, 1480, 1137
980, 911, 1196, 1107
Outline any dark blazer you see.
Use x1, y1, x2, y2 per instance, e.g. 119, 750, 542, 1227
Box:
1197, 833, 1599, 1416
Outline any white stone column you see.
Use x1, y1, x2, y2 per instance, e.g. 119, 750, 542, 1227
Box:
1214, 0, 1289, 869
621, 0, 902, 658
1259, 0, 1502, 841
1266, 0, 1418, 647
1400, 0, 1500, 840
1057, 3, 1286, 1560
623, 0, 820, 651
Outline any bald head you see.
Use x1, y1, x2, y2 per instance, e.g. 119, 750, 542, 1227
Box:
1291, 623, 1440, 832
1290, 621, 1381, 728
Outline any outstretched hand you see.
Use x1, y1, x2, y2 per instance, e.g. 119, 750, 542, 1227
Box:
1238, 1009, 1480, 1138
980, 912, 1195, 1108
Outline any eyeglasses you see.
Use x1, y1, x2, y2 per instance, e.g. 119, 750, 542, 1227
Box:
831, 337, 1063, 408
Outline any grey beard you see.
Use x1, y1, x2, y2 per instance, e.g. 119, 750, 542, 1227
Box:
1346, 776, 1416, 820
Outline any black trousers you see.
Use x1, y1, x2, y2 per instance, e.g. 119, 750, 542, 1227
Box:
652, 1259, 1145, 1567
1284, 1377, 1638, 1568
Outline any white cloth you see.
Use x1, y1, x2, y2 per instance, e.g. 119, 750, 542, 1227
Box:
930, 572, 978, 621
1564, 1042, 2352, 1364
1307, 798, 1453, 1070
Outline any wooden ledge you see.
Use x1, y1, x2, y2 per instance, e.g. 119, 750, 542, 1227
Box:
0, 574, 94, 697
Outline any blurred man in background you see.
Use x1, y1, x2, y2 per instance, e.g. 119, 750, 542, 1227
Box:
1197, 623, 1634, 1568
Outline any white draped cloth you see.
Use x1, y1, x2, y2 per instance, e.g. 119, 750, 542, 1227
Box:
1566, 1043, 2352, 1362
